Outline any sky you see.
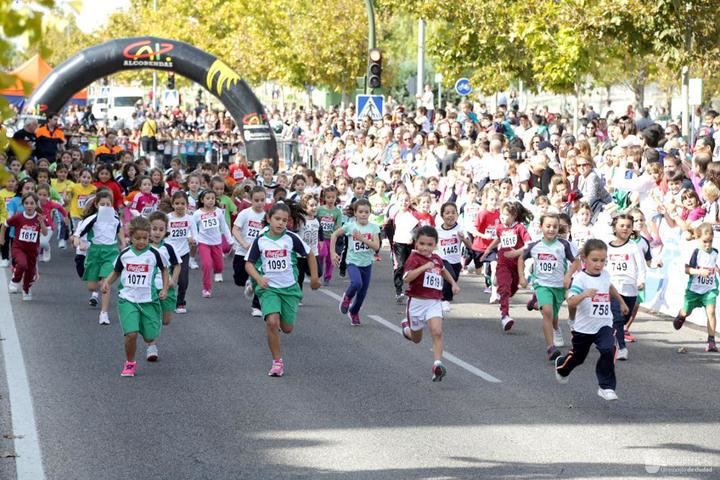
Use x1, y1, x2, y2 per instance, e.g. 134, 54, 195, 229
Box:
75, 0, 130, 33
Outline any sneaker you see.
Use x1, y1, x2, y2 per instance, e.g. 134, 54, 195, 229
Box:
489, 289, 499, 304
22, 291, 32, 301
339, 294, 351, 314
146, 344, 159, 362
98, 311, 110, 325
214, 273, 223, 283
175, 306, 187, 314
189, 257, 199, 270
624, 331, 637, 343
705, 341, 718, 353
597, 388, 618, 401
441, 300, 451, 313
121, 361, 137, 377
554, 356, 569, 384
395, 293, 406, 304
526, 296, 538, 311
400, 320, 413, 341
89, 292, 99, 307
673, 315, 686, 330
432, 362, 447, 382
251, 307, 263, 317
8, 281, 20, 294
339, 269, 346, 278
40, 250, 51, 262
616, 347, 628, 361
553, 328, 564, 347
349, 312, 361, 326
244, 280, 254, 300
547, 346, 561, 361
374, 254, 382, 262
322, 279, 330, 287
58, 239, 67, 249
202, 290, 212, 298
501, 315, 514, 332
268, 360, 284, 377
483, 286, 491, 294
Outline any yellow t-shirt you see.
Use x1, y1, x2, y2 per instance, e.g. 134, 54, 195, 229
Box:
68, 183, 97, 218
51, 179, 75, 205
0, 189, 11, 223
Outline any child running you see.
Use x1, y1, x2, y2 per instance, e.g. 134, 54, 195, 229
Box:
71, 189, 124, 324
330, 199, 380, 325
436, 202, 472, 312
519, 213, 579, 361
298, 194, 323, 296
37, 183, 70, 263
480, 201, 533, 331
400, 225, 461, 381
101, 216, 168, 377
164, 192, 197, 314
245, 203, 321, 377
232, 186, 266, 317
470, 186, 500, 299
193, 189, 232, 297
317, 186, 342, 285
673, 223, 719, 352
389, 191, 418, 303
1, 192, 46, 300
555, 239, 628, 401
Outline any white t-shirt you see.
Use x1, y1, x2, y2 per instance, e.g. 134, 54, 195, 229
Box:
193, 208, 232, 246
568, 270, 613, 334
437, 223, 464, 264
686, 247, 720, 295
165, 213, 197, 258
233, 208, 266, 256
298, 217, 321, 256
607, 240, 647, 296
523, 238, 576, 288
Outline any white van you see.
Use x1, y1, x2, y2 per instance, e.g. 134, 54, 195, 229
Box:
89, 87, 145, 125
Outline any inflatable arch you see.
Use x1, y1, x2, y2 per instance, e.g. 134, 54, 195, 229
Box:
24, 37, 277, 163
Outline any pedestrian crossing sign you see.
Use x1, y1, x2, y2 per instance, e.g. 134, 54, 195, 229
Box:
356, 94, 384, 122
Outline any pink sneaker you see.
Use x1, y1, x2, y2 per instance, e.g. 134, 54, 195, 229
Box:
349, 312, 361, 326
121, 361, 137, 377
202, 290, 212, 298
339, 294, 351, 314
268, 359, 284, 377
400, 320, 413, 341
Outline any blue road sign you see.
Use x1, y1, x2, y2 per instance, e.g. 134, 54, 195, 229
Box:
356, 94, 384, 122
455, 78, 472, 96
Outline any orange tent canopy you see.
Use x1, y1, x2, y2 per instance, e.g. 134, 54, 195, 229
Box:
0, 54, 87, 100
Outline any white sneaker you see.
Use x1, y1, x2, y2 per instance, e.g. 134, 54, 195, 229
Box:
22, 291, 32, 301
616, 347, 628, 361
489, 288, 499, 304
597, 388, 618, 401
244, 280, 254, 300
8, 281, 20, 294
441, 300, 451, 313
395, 293, 406, 304
501, 315, 514, 332
146, 344, 159, 362
554, 356, 569, 384
214, 273, 223, 283
99, 311, 110, 325
0, 259, 8, 268
189, 257, 199, 270
41, 249, 51, 262
251, 307, 263, 317
553, 328, 564, 347
175, 306, 187, 314
58, 239, 67, 249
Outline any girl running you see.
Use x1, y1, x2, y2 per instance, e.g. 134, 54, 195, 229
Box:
555, 239, 628, 401
570, 202, 594, 252
330, 199, 380, 325
298, 194, 322, 294
470, 186, 501, 299
400, 225, 461, 381
389, 191, 418, 303
607, 213, 646, 361
245, 203, 321, 377
36, 183, 69, 263
0, 173, 18, 267
127, 176, 160, 218
164, 192, 197, 314
673, 223, 719, 352
232, 186, 266, 317
185, 173, 202, 269
192, 189, 232, 297
72, 189, 124, 324
436, 202, 472, 312
317, 186, 342, 285
480, 201, 533, 331
212, 176, 237, 254
624, 208, 656, 342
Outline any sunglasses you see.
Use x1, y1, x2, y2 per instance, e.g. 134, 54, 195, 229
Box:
577, 163, 591, 167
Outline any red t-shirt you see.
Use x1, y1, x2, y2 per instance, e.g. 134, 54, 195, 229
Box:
472, 209, 500, 252
495, 222, 531, 265
95, 180, 124, 210
413, 211, 435, 227
40, 201, 67, 229
229, 164, 253, 183
6, 212, 42, 250
403, 251, 445, 300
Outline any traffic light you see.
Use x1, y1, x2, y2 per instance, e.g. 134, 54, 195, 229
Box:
167, 72, 175, 90
368, 49, 382, 90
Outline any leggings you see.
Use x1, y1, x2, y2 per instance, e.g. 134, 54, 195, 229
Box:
611, 294, 637, 349
1, 230, 10, 260
345, 264, 372, 315
232, 254, 260, 309
176, 253, 190, 307
392, 242, 413, 295
318, 240, 332, 281
11, 246, 38, 293
496, 261, 519, 317
297, 257, 310, 289
198, 243, 223, 291
442, 261, 461, 302
75, 254, 85, 278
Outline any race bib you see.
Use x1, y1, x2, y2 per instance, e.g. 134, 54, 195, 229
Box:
440, 237, 460, 259
200, 214, 219, 231
169, 221, 189, 239
423, 271, 443, 290
485, 226, 496, 238
18, 226, 39, 243
500, 232, 517, 249
123, 263, 151, 287
536, 253, 557, 273
141, 206, 155, 216
692, 269, 716, 290
590, 293, 611, 318
352, 233, 371, 252
77, 195, 92, 209
609, 254, 629, 273
263, 249, 290, 272
320, 215, 335, 233
247, 220, 263, 240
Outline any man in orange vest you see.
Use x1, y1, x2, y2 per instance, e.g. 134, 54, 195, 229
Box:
95, 131, 123, 164
35, 114, 66, 161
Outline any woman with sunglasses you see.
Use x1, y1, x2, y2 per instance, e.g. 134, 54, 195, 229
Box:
576, 155, 612, 217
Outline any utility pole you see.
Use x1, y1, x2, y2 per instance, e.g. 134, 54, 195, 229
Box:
364, 0, 376, 94
416, 19, 425, 108
152, 0, 158, 111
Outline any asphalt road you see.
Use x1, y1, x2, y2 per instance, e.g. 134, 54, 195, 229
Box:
1, 246, 719, 480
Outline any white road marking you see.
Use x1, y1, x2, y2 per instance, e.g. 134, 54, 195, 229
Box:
319, 288, 502, 383
0, 270, 46, 480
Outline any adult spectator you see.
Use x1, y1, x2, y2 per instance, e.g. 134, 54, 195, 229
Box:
635, 107, 653, 132
95, 132, 123, 164
576, 155, 612, 215
9, 118, 37, 160
35, 114, 65, 161
420, 84, 435, 122
528, 154, 554, 196
140, 112, 158, 155
437, 137, 460, 175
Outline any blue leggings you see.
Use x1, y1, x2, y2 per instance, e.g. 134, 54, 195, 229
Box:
345, 264, 372, 315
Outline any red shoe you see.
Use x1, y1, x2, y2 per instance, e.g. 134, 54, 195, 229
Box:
624, 332, 637, 343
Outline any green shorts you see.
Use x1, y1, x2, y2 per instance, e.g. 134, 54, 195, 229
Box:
82, 244, 119, 282
160, 287, 177, 314
255, 284, 303, 326
118, 298, 162, 341
637, 288, 646, 304
683, 289, 718, 314
535, 286, 566, 318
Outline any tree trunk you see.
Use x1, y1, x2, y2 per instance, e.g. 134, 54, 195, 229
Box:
632, 67, 648, 109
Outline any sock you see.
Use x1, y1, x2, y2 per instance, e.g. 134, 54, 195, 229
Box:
433, 360, 442, 366
91, 291, 99, 299
403, 326, 411, 337
709, 336, 715, 342
546, 345, 556, 353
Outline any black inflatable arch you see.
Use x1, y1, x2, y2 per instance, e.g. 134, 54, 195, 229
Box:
25, 37, 277, 164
